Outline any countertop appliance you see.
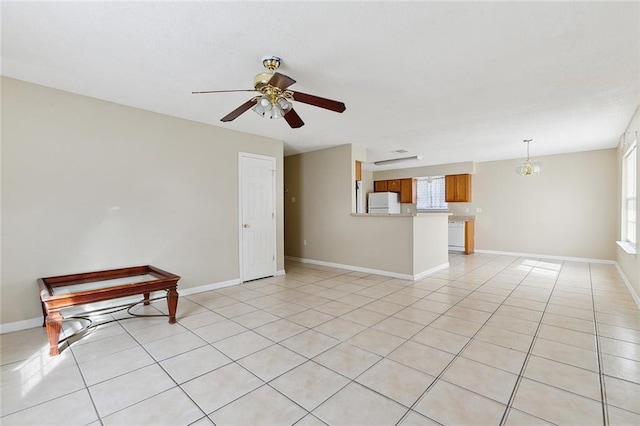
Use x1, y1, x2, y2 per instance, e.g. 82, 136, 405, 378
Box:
448, 221, 465, 251
368, 192, 401, 214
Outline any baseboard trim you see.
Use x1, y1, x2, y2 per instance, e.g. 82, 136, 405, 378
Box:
275, 269, 286, 277
179, 278, 241, 296
614, 262, 640, 309
0, 317, 43, 334
285, 256, 447, 281
414, 262, 450, 280
474, 249, 615, 265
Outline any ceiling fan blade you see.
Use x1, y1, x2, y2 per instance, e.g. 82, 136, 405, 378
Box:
269, 72, 296, 90
221, 98, 257, 122
192, 89, 256, 94
291, 91, 346, 113
284, 108, 304, 128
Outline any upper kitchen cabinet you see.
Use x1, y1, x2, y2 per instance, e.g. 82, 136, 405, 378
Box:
445, 174, 472, 202
387, 179, 401, 192
399, 178, 417, 203
374, 180, 388, 192
374, 178, 416, 203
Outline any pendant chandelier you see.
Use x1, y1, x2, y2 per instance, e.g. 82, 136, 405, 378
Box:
515, 139, 542, 176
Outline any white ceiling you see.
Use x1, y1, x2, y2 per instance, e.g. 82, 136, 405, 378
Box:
2, 1, 639, 170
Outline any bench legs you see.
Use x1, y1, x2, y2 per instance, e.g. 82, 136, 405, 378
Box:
167, 288, 178, 324
43, 290, 178, 356
45, 312, 62, 356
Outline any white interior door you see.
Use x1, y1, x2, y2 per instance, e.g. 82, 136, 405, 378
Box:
239, 153, 276, 282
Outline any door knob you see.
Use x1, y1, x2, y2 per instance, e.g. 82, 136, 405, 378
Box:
243, 223, 250, 228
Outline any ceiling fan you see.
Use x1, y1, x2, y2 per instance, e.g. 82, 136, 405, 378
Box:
192, 56, 346, 128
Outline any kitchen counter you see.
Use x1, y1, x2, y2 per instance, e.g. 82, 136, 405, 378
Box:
449, 215, 476, 222
352, 212, 451, 217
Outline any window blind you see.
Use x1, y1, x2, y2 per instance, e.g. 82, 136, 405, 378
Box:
416, 176, 448, 210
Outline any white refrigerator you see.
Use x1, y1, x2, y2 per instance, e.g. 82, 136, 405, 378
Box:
368, 192, 401, 214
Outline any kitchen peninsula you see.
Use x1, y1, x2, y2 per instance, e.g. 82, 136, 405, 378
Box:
284, 144, 451, 281
344, 212, 450, 279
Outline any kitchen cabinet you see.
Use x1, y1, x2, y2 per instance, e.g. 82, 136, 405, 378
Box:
374, 180, 388, 192
387, 179, 401, 192
374, 178, 416, 203
445, 174, 472, 202
355, 161, 362, 181
464, 219, 475, 254
399, 178, 417, 203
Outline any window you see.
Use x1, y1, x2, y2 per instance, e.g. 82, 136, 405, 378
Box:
416, 176, 448, 210
623, 141, 637, 249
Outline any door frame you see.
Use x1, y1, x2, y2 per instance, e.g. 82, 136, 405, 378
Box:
238, 152, 277, 283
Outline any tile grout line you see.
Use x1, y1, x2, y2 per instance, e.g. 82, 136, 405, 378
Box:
69, 319, 111, 426
392, 254, 541, 425
173, 268, 371, 423
589, 263, 609, 426
498, 259, 566, 426
96, 308, 213, 424
5, 256, 627, 426
256, 254, 509, 424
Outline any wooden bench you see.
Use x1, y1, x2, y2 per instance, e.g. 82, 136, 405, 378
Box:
38, 265, 180, 356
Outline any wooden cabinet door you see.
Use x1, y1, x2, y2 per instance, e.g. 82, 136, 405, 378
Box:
464, 219, 475, 254
387, 179, 401, 192
399, 178, 416, 203
355, 161, 362, 181
374, 180, 388, 192
445, 174, 472, 202
445, 175, 461, 202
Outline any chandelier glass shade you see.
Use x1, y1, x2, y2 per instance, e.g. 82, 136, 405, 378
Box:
516, 139, 542, 176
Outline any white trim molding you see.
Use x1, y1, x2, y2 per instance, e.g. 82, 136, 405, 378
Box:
285, 256, 448, 281
0, 317, 43, 334
179, 278, 241, 296
616, 241, 637, 255
474, 249, 615, 264
615, 263, 640, 309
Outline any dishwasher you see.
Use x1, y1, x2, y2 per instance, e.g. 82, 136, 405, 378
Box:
448, 221, 465, 252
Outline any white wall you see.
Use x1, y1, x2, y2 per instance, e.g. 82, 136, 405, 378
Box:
1, 77, 284, 326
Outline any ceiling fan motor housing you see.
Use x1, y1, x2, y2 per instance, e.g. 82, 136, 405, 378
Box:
253, 72, 273, 90
254, 56, 282, 90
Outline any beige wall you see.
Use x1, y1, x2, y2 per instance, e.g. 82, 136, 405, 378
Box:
284, 145, 448, 277
373, 161, 475, 181
1, 77, 284, 325
373, 149, 617, 261
469, 149, 617, 260
413, 215, 449, 275
616, 106, 640, 297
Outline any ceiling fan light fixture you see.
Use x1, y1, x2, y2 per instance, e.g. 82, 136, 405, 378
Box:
253, 95, 291, 119
201, 56, 345, 128
278, 98, 291, 112
515, 139, 542, 176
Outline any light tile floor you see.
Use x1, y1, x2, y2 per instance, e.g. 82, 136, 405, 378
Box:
2, 253, 640, 425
